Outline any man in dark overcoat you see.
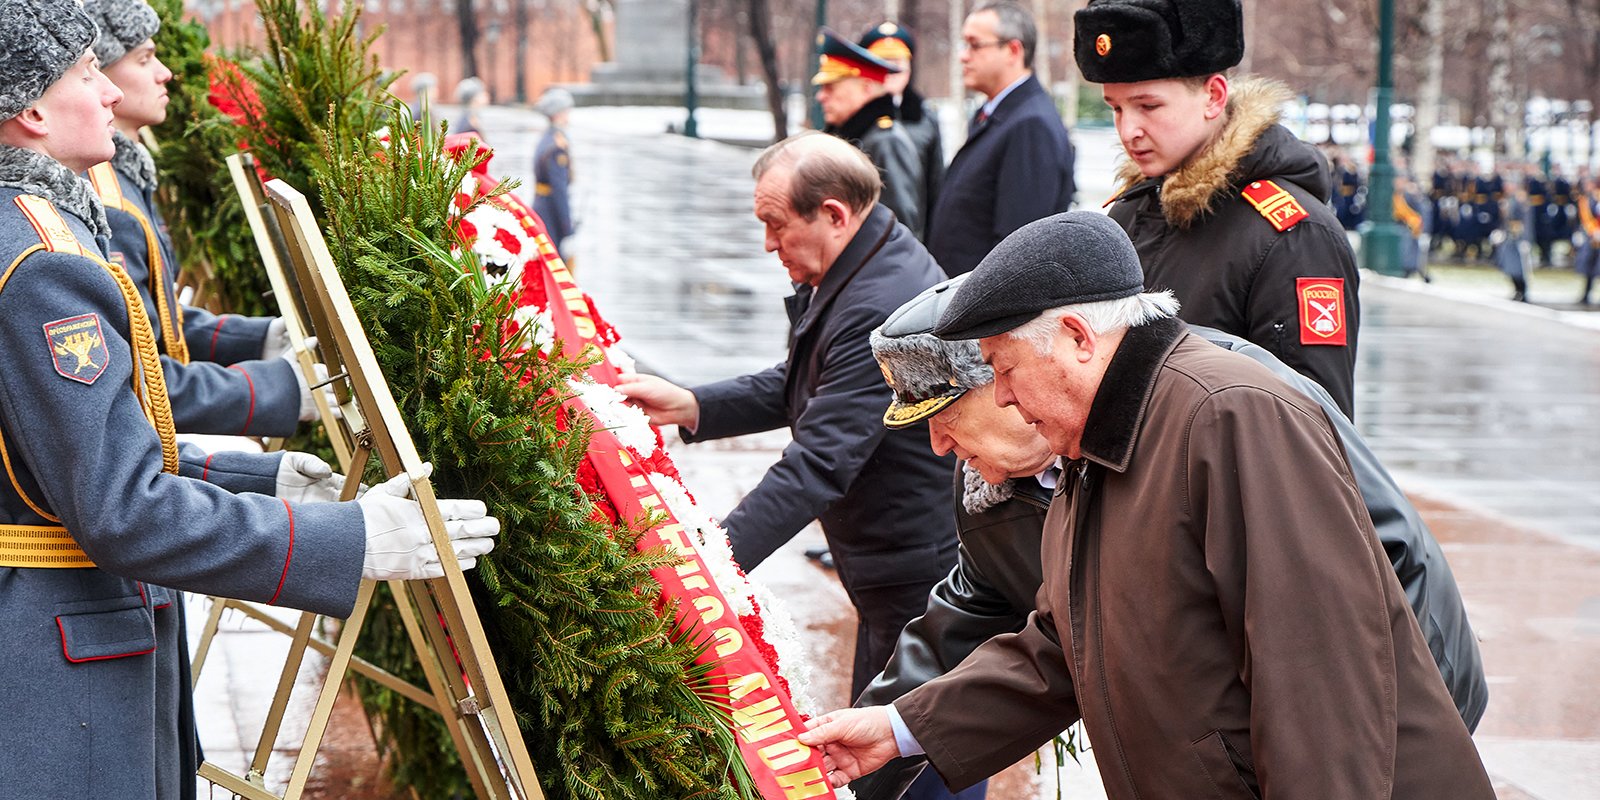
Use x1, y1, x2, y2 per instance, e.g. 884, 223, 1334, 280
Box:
616, 132, 958, 698
798, 212, 1496, 800
815, 28, 926, 240
923, 1, 1075, 277
860, 22, 944, 241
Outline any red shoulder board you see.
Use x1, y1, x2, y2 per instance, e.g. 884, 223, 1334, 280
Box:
1240, 180, 1309, 232
1297, 277, 1347, 346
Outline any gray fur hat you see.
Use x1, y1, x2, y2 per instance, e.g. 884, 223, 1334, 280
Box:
871, 275, 994, 429
84, 0, 160, 68
0, 0, 100, 121
534, 87, 574, 118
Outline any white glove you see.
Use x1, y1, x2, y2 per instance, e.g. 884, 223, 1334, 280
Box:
274, 451, 358, 503
261, 317, 291, 360
356, 466, 500, 581
284, 336, 341, 422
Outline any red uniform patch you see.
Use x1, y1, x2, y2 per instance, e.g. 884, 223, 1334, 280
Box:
1297, 278, 1347, 346
1240, 180, 1310, 232
44, 314, 110, 384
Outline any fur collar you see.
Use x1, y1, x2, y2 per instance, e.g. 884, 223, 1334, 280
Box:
111, 130, 158, 194
1078, 317, 1186, 473
1113, 76, 1295, 229
961, 463, 1016, 514
0, 145, 109, 240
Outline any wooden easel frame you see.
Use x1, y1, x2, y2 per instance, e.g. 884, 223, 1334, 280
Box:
188, 153, 544, 800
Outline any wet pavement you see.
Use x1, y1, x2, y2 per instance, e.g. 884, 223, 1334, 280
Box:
192, 105, 1600, 798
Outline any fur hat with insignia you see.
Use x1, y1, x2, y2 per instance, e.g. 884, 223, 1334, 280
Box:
872, 275, 994, 429
812, 27, 901, 85
859, 21, 915, 62
1073, 0, 1244, 84
0, 0, 100, 121
84, 0, 161, 69
935, 211, 1145, 340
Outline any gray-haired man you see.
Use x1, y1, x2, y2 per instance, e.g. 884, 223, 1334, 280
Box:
811, 212, 1490, 798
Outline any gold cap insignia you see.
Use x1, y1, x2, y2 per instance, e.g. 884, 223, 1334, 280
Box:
1096, 33, 1112, 58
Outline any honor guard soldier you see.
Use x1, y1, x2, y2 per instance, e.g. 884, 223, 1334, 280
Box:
0, 1, 498, 793
1429, 156, 1458, 257
1528, 166, 1555, 266
1549, 167, 1574, 265
860, 22, 944, 240
814, 28, 929, 240
1075, 0, 1361, 416
532, 87, 575, 257
83, 0, 320, 440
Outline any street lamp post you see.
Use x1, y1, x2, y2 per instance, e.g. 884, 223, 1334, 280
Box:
810, 0, 827, 129
1361, 0, 1406, 276
685, 0, 700, 138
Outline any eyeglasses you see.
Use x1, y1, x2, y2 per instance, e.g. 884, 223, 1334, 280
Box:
960, 39, 1013, 53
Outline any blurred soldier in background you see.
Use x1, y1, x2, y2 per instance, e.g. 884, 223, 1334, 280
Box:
860, 22, 943, 242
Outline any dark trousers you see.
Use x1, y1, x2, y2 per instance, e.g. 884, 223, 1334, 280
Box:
906, 768, 989, 800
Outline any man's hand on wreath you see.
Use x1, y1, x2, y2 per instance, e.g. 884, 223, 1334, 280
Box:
797, 706, 900, 788
613, 373, 700, 431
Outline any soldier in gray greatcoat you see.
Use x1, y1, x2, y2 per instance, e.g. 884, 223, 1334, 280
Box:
0, 1, 499, 793
83, 0, 317, 439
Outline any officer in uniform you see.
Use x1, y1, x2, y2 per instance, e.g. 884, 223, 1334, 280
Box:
1550, 167, 1574, 264
0, 2, 498, 793
1074, 0, 1361, 416
1428, 156, 1457, 257
1528, 165, 1554, 267
846, 274, 1486, 800
532, 87, 575, 257
1475, 165, 1506, 260
860, 22, 943, 240
815, 28, 927, 240
82, 0, 317, 440
1332, 148, 1367, 231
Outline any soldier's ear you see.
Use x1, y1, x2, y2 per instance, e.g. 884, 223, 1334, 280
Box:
8, 107, 50, 138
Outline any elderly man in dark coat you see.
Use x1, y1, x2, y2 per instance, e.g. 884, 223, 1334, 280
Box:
846, 275, 1486, 800
799, 212, 1494, 799
616, 131, 958, 698
925, 1, 1075, 277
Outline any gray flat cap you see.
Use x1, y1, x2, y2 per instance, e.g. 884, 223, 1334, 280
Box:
871, 275, 994, 429
934, 211, 1145, 340
84, 0, 160, 68
0, 0, 99, 121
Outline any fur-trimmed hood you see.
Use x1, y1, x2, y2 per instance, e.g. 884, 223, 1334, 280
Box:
1114, 76, 1327, 229
0, 144, 109, 240
111, 130, 157, 194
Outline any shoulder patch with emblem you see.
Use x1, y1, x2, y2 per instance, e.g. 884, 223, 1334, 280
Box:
1241, 180, 1309, 232
45, 313, 110, 384
14, 195, 88, 256
1296, 277, 1347, 346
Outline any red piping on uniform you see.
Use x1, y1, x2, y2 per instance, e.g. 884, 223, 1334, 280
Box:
56, 617, 156, 663
202, 453, 216, 482
208, 317, 228, 360
228, 365, 257, 434
269, 498, 295, 605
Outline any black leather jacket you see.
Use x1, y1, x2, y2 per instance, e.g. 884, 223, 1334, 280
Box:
827, 93, 927, 239
848, 325, 1487, 799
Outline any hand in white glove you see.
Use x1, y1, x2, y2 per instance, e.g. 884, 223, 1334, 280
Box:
261, 317, 291, 360
284, 336, 342, 422
274, 451, 358, 503
356, 466, 500, 581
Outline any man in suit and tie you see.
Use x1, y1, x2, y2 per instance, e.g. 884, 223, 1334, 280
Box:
925, 1, 1075, 277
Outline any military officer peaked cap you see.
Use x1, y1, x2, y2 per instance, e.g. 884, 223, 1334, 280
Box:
872, 275, 994, 429
859, 21, 916, 62
812, 27, 901, 85
1074, 0, 1244, 84
935, 212, 1146, 340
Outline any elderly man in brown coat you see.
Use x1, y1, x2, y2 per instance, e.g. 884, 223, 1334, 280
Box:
798, 211, 1494, 799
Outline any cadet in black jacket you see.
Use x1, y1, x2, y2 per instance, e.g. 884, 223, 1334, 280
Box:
616, 132, 958, 699
847, 275, 1486, 800
1076, 0, 1361, 416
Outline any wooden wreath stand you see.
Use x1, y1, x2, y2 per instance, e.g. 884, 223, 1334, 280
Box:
186, 153, 544, 800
